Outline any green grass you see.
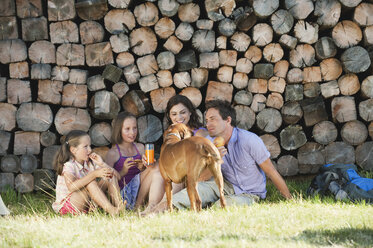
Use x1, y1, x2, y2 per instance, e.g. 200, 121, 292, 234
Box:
1, 178, 373, 248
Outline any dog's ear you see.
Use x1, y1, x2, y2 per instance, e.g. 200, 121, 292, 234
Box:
181, 126, 192, 139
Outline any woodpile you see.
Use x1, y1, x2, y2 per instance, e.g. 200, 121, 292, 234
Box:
1, 0, 373, 192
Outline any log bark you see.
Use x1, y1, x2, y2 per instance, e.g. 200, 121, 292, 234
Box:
0, 131, 11, 155
50, 20, 79, 44
314, 0, 341, 28
155, 17, 176, 39
121, 90, 151, 117
256, 108, 282, 133
233, 90, 253, 106
15, 174, 34, 193
62, 84, 87, 108
20, 154, 37, 173
294, 20, 318, 44
331, 96, 357, 123
297, 142, 325, 174
47, 0, 75, 21
14, 131, 40, 155
205, 81, 233, 103
325, 142, 355, 164
1, 155, 20, 173
250, 94, 266, 113
89, 91, 120, 120
85, 42, 113, 67
150, 87, 176, 113
289, 44, 316, 68
40, 131, 57, 147
312, 121, 338, 145
260, 134, 281, 159
300, 96, 328, 126
178, 3, 200, 23
315, 37, 337, 60
54, 107, 91, 135
89, 122, 112, 146
130, 27, 158, 56
0, 103, 17, 131
137, 114, 163, 143
281, 101, 303, 124
361, 75, 373, 98
16, 102, 53, 132
271, 9, 293, 35
356, 142, 373, 171
28, 40, 56, 64
7, 79, 31, 104
9, 62, 29, 79
42, 145, 60, 170
276, 155, 298, 176
234, 105, 255, 130
79, 21, 105, 45
134, 2, 159, 27
341, 120, 368, 146
359, 99, 373, 122
332, 21, 362, 49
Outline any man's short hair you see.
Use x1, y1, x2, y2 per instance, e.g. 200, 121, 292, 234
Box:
205, 100, 236, 127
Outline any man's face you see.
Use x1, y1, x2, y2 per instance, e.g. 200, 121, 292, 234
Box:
205, 108, 229, 137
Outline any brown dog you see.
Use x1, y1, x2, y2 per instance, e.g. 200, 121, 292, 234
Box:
159, 123, 227, 212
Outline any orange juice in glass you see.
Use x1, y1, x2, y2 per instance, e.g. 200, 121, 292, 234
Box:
145, 144, 154, 166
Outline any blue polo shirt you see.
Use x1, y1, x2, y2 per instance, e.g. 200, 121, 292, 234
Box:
207, 127, 270, 199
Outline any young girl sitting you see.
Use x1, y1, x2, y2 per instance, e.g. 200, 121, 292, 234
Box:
105, 112, 161, 210
52, 130, 125, 216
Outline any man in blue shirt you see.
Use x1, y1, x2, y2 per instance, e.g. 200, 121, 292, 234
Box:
149, 100, 291, 213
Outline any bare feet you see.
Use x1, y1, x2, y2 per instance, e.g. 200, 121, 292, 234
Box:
140, 201, 168, 217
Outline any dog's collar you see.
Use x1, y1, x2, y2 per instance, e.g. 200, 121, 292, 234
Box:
166, 132, 181, 139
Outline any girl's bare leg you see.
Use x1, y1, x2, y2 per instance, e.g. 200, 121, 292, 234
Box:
86, 180, 123, 215
135, 166, 152, 208
69, 189, 90, 212
106, 178, 124, 208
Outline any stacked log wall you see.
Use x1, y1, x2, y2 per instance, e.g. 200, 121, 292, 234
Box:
1, 0, 373, 192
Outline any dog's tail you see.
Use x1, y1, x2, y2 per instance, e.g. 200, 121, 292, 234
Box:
200, 143, 223, 165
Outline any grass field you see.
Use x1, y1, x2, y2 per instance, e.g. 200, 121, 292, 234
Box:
1, 178, 372, 248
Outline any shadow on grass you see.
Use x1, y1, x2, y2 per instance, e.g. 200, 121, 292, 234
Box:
296, 227, 373, 247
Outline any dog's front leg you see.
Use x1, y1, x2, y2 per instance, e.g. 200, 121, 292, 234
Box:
164, 180, 173, 212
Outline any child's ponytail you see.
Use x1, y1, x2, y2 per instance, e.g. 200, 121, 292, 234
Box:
53, 130, 88, 175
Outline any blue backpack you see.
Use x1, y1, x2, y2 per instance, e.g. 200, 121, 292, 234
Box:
307, 164, 373, 203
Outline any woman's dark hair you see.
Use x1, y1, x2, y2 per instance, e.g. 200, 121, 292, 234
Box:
165, 95, 202, 129
53, 130, 88, 175
111, 111, 137, 145
205, 100, 236, 127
